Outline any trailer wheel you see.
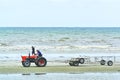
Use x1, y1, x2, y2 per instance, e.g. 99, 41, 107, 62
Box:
37, 57, 47, 67
22, 60, 31, 67
73, 62, 79, 66
79, 58, 85, 64
69, 62, 74, 66
100, 60, 106, 65
107, 60, 113, 66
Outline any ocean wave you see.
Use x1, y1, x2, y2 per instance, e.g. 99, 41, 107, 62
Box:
58, 37, 70, 42
0, 45, 111, 50
0, 44, 120, 54
0, 43, 8, 46
113, 37, 120, 39
90, 40, 107, 43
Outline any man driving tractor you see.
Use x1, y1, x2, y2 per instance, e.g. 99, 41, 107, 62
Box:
31, 46, 42, 56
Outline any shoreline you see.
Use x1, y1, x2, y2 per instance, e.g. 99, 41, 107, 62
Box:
0, 61, 120, 74
1, 66, 120, 74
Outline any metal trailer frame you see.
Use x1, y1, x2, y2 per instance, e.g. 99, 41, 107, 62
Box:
68, 55, 119, 66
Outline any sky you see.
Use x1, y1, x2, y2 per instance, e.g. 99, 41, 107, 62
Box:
0, 0, 120, 27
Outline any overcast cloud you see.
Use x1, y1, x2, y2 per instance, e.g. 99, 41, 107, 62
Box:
0, 0, 120, 27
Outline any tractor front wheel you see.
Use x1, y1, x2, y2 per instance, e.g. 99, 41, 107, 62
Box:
22, 60, 31, 67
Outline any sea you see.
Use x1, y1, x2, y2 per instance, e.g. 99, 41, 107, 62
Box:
0, 27, 120, 61
1, 27, 120, 80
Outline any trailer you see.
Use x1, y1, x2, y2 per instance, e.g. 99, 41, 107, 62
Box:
68, 56, 117, 66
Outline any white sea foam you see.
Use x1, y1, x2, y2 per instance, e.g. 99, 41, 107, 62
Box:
0, 45, 120, 53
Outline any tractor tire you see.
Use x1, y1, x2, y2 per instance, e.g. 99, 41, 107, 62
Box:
37, 57, 47, 67
100, 60, 106, 65
22, 60, 31, 67
107, 60, 113, 66
35, 61, 38, 66
79, 58, 85, 64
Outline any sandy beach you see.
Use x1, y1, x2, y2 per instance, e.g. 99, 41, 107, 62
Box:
0, 60, 120, 74
0, 59, 120, 80
0, 52, 120, 74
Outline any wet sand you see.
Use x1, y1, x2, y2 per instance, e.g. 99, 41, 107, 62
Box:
1, 73, 120, 80
0, 61, 120, 74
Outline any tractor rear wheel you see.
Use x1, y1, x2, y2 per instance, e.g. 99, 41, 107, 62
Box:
35, 61, 38, 66
37, 57, 47, 67
22, 60, 31, 67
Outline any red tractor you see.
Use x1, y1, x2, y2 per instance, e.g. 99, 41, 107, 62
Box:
21, 53, 47, 67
